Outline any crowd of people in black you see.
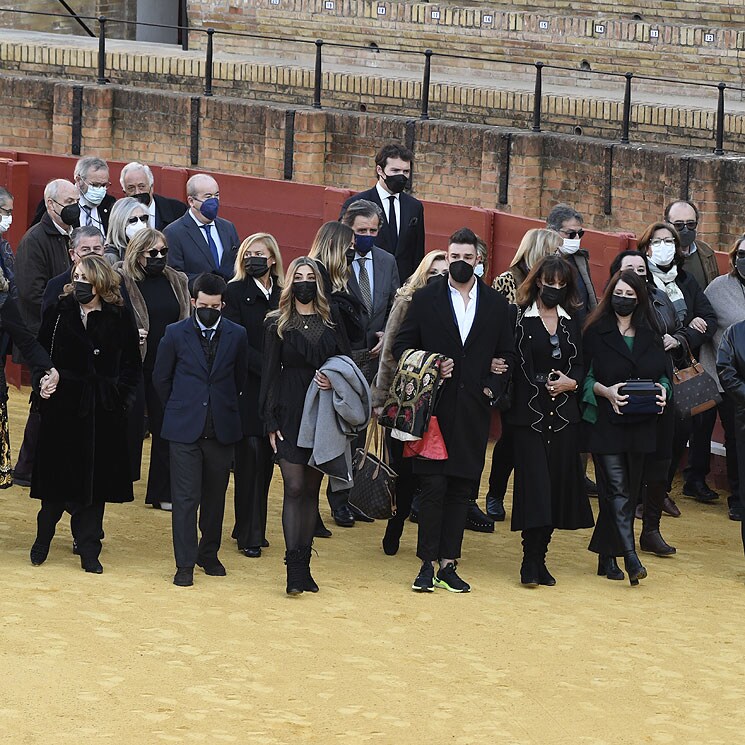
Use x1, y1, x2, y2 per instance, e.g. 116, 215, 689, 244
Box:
1, 144, 743, 593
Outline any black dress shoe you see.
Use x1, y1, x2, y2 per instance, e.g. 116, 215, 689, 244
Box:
409, 509, 419, 524
81, 558, 103, 574
663, 496, 681, 518
584, 476, 598, 496
382, 521, 403, 556
623, 551, 647, 586
262, 538, 270, 548
314, 516, 333, 538
485, 493, 506, 521
30, 542, 50, 566
173, 567, 194, 586
728, 498, 742, 521
465, 502, 495, 533
682, 480, 719, 503
197, 559, 227, 576
332, 504, 355, 527
349, 503, 374, 522
240, 547, 262, 558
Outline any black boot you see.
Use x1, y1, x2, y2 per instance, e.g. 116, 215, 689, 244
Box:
314, 511, 332, 539
302, 545, 319, 593
382, 517, 404, 555
285, 549, 305, 595
485, 492, 506, 521
465, 501, 495, 533
640, 481, 676, 556
520, 529, 541, 587
597, 554, 624, 580
536, 527, 556, 586
623, 551, 647, 586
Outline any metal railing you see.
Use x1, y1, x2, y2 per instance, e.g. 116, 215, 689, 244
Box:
0, 6, 743, 154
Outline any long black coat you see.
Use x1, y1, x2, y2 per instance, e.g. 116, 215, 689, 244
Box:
582, 315, 669, 454
31, 296, 142, 506
392, 278, 516, 480
667, 268, 717, 355
223, 277, 280, 438
717, 319, 745, 438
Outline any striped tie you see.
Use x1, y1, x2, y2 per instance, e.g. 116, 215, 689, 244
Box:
357, 257, 372, 314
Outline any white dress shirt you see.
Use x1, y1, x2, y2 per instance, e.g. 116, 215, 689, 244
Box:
253, 276, 273, 301
147, 198, 156, 228
189, 209, 224, 264
78, 195, 104, 236
375, 181, 400, 236
449, 279, 478, 344
352, 251, 374, 299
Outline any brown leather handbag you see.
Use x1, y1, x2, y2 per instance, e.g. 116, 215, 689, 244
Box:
672, 343, 721, 418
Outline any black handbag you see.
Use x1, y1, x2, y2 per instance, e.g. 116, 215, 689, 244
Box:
619, 378, 663, 415
348, 425, 397, 520
672, 343, 721, 418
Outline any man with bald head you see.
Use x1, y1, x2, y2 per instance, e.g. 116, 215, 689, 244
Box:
164, 173, 239, 284
15, 179, 79, 337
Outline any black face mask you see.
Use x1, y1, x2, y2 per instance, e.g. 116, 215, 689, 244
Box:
540, 285, 567, 309
448, 260, 474, 284
293, 281, 317, 305
677, 226, 696, 249
73, 280, 96, 305
60, 203, 81, 226
345, 247, 356, 266
611, 296, 637, 318
144, 257, 167, 276
427, 273, 446, 285
383, 173, 408, 194
245, 256, 270, 278
736, 257, 745, 281
132, 192, 153, 207
196, 306, 221, 327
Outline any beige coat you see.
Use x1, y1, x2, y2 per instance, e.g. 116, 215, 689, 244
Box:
370, 293, 411, 408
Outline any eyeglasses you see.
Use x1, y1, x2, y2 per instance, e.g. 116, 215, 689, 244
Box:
549, 333, 562, 360
0, 206, 12, 217
671, 220, 698, 232
560, 229, 585, 240
145, 247, 168, 258
649, 238, 676, 248
83, 178, 111, 189
127, 214, 150, 226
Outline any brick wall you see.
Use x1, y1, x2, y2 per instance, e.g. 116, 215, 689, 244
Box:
0, 1, 136, 38
0, 72, 742, 251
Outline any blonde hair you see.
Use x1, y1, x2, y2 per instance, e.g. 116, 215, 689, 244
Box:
231, 232, 284, 285
398, 250, 447, 300
509, 228, 563, 272
308, 221, 353, 293
64, 255, 123, 306
269, 257, 334, 339
122, 228, 168, 281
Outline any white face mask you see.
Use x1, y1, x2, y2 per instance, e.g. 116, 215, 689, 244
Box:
474, 263, 485, 278
560, 238, 581, 255
84, 185, 107, 205
649, 240, 676, 268
126, 222, 148, 241
0, 215, 11, 233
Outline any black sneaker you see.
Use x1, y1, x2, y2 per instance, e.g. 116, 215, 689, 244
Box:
412, 561, 435, 592
434, 562, 471, 593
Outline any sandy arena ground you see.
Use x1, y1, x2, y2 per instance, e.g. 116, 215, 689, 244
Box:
1, 385, 744, 744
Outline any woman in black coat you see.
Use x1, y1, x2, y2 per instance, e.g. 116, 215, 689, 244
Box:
505, 255, 594, 587
224, 233, 283, 558
30, 256, 142, 573
582, 270, 670, 585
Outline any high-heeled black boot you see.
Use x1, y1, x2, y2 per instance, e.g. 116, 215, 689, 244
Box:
520, 529, 541, 587
623, 551, 647, 586
302, 545, 319, 593
597, 554, 624, 580
640, 481, 676, 556
285, 549, 306, 595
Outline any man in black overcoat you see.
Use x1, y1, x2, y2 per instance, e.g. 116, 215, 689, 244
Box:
393, 227, 515, 593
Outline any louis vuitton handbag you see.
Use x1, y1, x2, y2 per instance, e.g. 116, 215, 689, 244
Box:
672, 342, 721, 418
349, 424, 397, 520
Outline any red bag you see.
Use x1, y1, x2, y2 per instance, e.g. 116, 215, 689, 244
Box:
403, 416, 448, 460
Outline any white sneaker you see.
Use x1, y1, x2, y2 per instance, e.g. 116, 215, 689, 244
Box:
160, 502, 173, 512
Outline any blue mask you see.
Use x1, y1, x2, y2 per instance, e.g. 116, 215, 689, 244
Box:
355, 234, 376, 255
199, 197, 219, 221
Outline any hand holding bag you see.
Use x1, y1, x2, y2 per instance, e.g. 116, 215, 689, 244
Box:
672, 341, 721, 418
349, 424, 397, 520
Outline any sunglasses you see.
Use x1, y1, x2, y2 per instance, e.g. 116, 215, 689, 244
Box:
671, 220, 698, 231
127, 214, 150, 225
549, 333, 562, 360
561, 229, 585, 240
145, 247, 168, 258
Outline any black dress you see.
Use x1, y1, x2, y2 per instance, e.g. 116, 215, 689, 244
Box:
508, 314, 594, 531
261, 312, 350, 465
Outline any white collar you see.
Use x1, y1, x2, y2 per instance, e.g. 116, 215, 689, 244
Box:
448, 278, 477, 298
253, 276, 273, 297
376, 181, 398, 203
189, 208, 214, 228
524, 301, 570, 319
195, 313, 221, 332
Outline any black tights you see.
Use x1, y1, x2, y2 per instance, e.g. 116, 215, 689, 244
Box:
279, 459, 324, 551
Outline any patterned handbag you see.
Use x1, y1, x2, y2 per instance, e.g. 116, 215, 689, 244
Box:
348, 424, 397, 520
672, 342, 721, 418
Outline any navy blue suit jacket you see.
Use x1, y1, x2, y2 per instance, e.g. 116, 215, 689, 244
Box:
152, 317, 248, 445
164, 211, 240, 285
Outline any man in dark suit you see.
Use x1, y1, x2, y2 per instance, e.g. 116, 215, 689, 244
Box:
120, 161, 188, 230
328, 198, 401, 527
340, 143, 425, 283
164, 173, 240, 285
153, 272, 248, 587
393, 227, 515, 593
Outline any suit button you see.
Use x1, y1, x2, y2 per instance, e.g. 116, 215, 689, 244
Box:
202, 402, 208, 406
93, 349, 100, 355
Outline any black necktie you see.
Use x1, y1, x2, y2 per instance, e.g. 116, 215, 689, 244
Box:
203, 328, 214, 342
387, 195, 398, 251
81, 205, 92, 226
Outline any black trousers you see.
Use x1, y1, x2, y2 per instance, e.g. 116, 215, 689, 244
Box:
682, 395, 739, 496
416, 473, 473, 562
14, 409, 40, 480
233, 435, 273, 549
487, 424, 514, 500
589, 453, 644, 557
170, 438, 234, 568
36, 500, 105, 561
143, 369, 171, 505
